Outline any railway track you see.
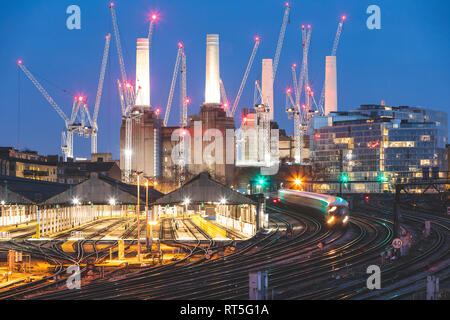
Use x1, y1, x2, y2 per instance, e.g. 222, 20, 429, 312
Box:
2, 201, 446, 300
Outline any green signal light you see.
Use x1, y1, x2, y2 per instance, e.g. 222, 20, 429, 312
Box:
340, 174, 349, 183
256, 176, 266, 186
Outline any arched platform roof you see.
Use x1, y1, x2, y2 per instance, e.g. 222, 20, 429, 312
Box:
43, 173, 163, 206
154, 172, 255, 205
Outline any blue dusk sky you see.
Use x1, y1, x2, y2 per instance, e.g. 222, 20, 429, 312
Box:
0, 0, 449, 159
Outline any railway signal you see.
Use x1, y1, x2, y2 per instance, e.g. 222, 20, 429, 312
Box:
340, 174, 349, 183
256, 176, 266, 187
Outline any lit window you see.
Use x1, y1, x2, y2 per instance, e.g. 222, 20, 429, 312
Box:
420, 159, 431, 166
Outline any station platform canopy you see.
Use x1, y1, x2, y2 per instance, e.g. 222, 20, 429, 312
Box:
0, 175, 68, 205
43, 173, 163, 206
154, 172, 256, 205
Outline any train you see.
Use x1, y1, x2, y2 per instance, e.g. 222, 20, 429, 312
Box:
278, 189, 350, 227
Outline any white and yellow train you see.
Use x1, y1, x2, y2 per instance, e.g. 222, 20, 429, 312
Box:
278, 189, 350, 227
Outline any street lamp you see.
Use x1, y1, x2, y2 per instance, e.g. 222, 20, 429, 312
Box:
135, 171, 143, 262
143, 177, 151, 251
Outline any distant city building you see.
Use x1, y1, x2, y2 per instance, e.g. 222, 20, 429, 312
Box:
311, 105, 448, 193
0, 147, 58, 182
57, 158, 121, 185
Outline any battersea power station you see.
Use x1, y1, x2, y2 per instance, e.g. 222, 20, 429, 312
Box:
121, 34, 240, 192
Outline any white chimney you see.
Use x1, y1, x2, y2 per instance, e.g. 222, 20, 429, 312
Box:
205, 34, 221, 104
324, 56, 337, 115
261, 59, 274, 120
135, 38, 150, 107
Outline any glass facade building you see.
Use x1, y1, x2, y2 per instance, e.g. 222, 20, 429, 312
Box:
311, 105, 448, 193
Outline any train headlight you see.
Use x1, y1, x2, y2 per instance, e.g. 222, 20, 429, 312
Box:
328, 206, 337, 213
343, 216, 349, 223
327, 216, 335, 224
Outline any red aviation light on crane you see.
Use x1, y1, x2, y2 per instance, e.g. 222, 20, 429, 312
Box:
125, 82, 132, 89
151, 13, 158, 21
178, 42, 184, 49
286, 88, 292, 94
109, 2, 115, 8
292, 63, 297, 68
185, 98, 191, 104
155, 108, 161, 115
254, 36, 260, 42
285, 2, 290, 8
341, 15, 347, 21
77, 96, 85, 103
223, 103, 229, 108
17, 60, 23, 66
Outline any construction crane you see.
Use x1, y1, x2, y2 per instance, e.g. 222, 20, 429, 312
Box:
84, 34, 111, 155
18, 61, 86, 161
230, 36, 260, 117
317, 15, 346, 115
273, 2, 291, 81
164, 42, 184, 127
110, 2, 145, 182
286, 24, 312, 164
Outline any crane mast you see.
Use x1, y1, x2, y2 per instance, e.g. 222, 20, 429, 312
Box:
285, 24, 311, 164
180, 51, 188, 128
91, 34, 111, 154
230, 37, 260, 117
219, 79, 230, 111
